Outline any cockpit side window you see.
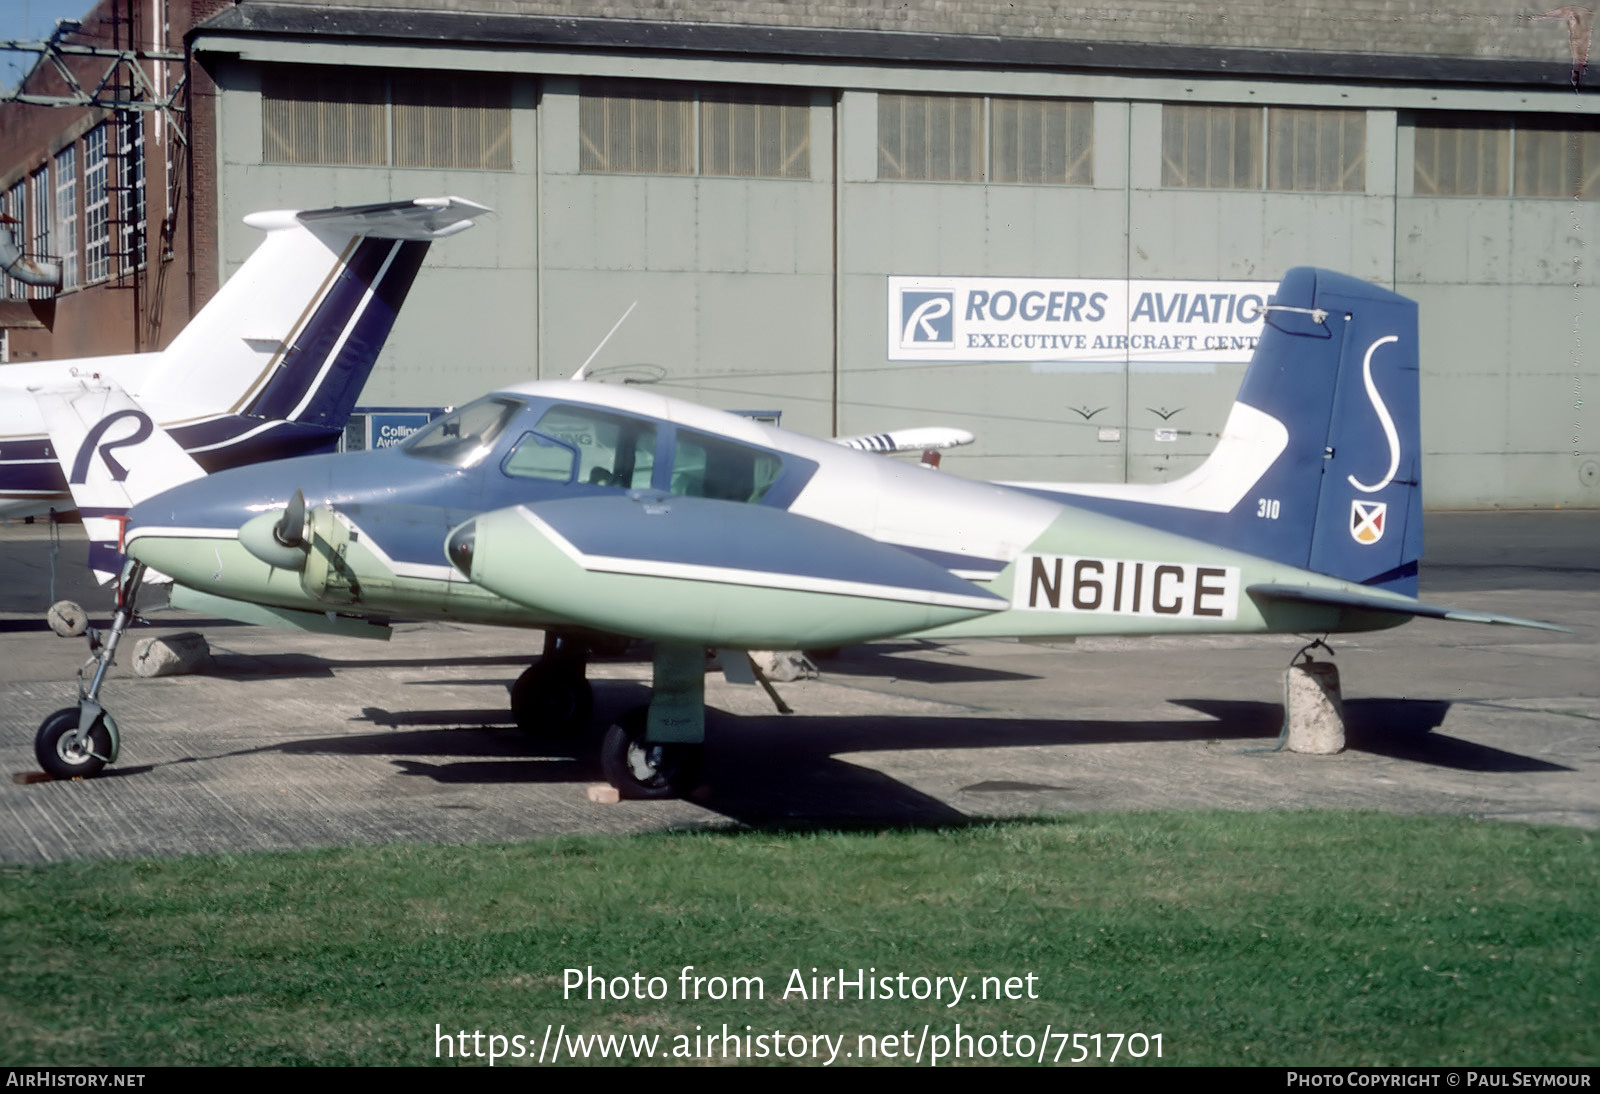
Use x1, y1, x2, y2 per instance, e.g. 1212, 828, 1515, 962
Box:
502, 432, 579, 482
521, 405, 657, 489
670, 429, 783, 503
402, 396, 525, 467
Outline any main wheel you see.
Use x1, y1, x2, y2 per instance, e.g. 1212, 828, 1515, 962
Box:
35, 707, 111, 779
510, 661, 594, 738
599, 708, 702, 801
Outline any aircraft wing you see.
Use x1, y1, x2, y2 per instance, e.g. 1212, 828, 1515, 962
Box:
447, 493, 1007, 649
1246, 583, 1568, 632
31, 380, 206, 582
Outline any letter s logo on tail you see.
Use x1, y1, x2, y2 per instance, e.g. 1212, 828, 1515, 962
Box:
1347, 335, 1401, 494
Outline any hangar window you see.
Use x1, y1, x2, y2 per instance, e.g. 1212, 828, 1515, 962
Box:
1412, 115, 1600, 199
579, 81, 810, 179
393, 74, 513, 171
55, 145, 78, 291
84, 124, 110, 282
1162, 105, 1365, 192
2, 181, 23, 300
263, 69, 387, 166
1412, 116, 1511, 196
1511, 119, 1600, 199
29, 167, 51, 301
262, 67, 512, 170
877, 94, 1093, 185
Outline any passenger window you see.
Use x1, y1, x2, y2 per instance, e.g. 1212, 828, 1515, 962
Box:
670, 430, 783, 502
523, 405, 657, 489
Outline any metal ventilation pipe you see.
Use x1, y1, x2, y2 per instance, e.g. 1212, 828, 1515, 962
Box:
0, 218, 62, 288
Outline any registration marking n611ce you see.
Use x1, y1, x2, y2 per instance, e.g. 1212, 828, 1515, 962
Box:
1015, 555, 1241, 620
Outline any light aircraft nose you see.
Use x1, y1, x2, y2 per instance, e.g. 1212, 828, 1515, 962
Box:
445, 519, 475, 577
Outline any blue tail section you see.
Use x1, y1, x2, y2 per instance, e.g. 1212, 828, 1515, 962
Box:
1019, 268, 1422, 594
244, 238, 432, 429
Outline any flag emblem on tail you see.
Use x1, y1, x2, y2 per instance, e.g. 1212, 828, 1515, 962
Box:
1351, 500, 1387, 544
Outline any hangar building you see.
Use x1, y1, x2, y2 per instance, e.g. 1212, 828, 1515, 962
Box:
3, 0, 1597, 506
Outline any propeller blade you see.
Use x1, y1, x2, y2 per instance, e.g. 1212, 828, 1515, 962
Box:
274, 489, 307, 548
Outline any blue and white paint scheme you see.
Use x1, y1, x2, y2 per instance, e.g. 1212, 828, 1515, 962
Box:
49, 266, 1557, 794
2, 196, 489, 545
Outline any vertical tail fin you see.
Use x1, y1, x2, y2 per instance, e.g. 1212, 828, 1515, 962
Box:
139, 197, 489, 437
1010, 268, 1422, 594
32, 381, 206, 581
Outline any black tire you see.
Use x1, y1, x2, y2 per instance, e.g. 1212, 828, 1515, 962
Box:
599, 708, 702, 801
35, 707, 111, 779
510, 661, 594, 738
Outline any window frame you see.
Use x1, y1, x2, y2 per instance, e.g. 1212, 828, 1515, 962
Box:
877, 92, 1096, 186
1411, 112, 1600, 200
1160, 104, 1367, 194
262, 66, 514, 171
578, 79, 812, 180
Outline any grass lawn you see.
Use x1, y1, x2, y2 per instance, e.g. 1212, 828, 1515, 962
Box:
1, 812, 1593, 1066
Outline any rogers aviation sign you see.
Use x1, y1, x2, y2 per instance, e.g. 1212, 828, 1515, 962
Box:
888, 276, 1275, 364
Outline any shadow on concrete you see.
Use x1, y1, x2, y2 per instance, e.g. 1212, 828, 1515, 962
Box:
122, 692, 1565, 829
1181, 697, 1570, 773
811, 642, 1041, 685
204, 651, 536, 680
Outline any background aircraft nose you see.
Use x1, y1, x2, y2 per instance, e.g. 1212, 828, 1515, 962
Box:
446, 520, 475, 577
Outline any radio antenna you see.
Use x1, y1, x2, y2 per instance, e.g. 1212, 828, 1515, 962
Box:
571, 301, 638, 382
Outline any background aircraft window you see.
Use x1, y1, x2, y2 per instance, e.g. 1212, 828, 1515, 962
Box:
532, 406, 657, 489
402, 396, 524, 466
502, 432, 578, 482
670, 430, 783, 502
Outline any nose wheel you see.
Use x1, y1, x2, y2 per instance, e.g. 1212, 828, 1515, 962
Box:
35, 706, 114, 779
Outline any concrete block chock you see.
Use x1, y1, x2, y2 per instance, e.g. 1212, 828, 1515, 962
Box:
131, 632, 212, 678
1280, 657, 1345, 755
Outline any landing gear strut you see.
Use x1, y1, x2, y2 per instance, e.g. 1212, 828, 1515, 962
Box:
33, 562, 146, 779
597, 642, 705, 800
509, 632, 593, 738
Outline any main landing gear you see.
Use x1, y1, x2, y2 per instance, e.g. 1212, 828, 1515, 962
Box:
509, 632, 593, 739
510, 635, 706, 800
34, 562, 146, 779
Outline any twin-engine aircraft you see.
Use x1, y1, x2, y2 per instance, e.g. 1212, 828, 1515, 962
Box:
2, 195, 487, 577
40, 268, 1555, 796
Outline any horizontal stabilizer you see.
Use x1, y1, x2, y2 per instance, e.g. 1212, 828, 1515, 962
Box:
291, 196, 492, 240
1247, 583, 1566, 632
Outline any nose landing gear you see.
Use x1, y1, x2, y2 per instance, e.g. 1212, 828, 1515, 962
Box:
33, 562, 145, 779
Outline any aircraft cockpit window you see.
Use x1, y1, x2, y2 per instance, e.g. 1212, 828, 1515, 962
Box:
670, 430, 783, 503
502, 432, 579, 482
519, 405, 657, 489
402, 396, 525, 467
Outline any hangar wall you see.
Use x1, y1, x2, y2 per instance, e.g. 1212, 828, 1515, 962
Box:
195, 4, 1600, 507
